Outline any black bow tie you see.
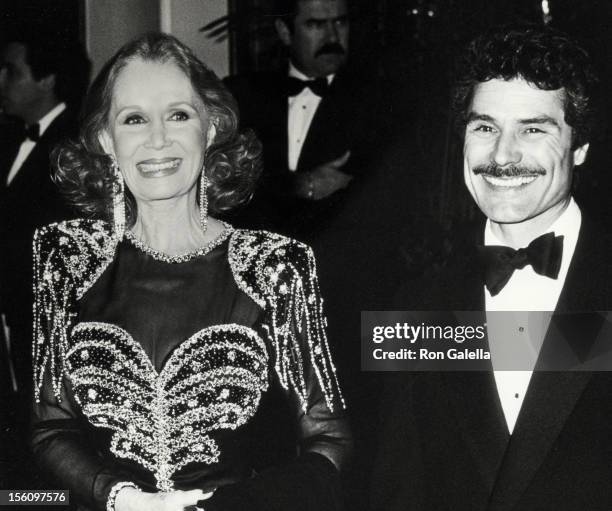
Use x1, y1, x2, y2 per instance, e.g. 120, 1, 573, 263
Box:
286, 76, 329, 97
19, 123, 40, 142
477, 232, 564, 296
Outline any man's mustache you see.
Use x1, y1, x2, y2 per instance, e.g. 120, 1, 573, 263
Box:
473, 162, 547, 177
315, 43, 346, 57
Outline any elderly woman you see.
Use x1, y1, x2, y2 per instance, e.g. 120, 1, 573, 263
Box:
31, 33, 350, 511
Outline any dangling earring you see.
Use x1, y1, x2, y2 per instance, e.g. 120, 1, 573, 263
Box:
199, 169, 208, 233
111, 158, 126, 239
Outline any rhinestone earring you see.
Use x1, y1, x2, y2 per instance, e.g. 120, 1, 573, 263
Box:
199, 169, 208, 233
112, 158, 126, 239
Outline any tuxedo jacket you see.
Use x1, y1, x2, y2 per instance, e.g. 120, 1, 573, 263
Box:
224, 68, 383, 239
0, 109, 76, 347
372, 214, 612, 511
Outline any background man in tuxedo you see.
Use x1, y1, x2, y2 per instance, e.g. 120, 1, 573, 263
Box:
226, 0, 382, 240
372, 26, 612, 510
0, 28, 89, 487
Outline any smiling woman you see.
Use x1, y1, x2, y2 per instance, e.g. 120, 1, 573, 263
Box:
99, 59, 211, 221
55, 33, 259, 234
32, 33, 350, 511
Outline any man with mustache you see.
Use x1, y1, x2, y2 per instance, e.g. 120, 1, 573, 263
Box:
226, 0, 380, 240
372, 25, 612, 510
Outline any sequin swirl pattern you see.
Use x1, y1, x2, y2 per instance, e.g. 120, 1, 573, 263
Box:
66, 322, 268, 491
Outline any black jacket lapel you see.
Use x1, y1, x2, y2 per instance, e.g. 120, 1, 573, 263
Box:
556, 215, 612, 312
297, 72, 351, 173
425, 219, 486, 310
487, 372, 591, 511
0, 122, 22, 187
275, 84, 289, 174
8, 108, 76, 190
444, 370, 510, 501
411, 218, 511, 503
487, 215, 610, 511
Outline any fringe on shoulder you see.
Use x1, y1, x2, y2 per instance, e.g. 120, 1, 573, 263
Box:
228, 229, 345, 413
33, 219, 116, 402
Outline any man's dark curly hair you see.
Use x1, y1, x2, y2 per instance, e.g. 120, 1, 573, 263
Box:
54, 32, 262, 225
453, 25, 597, 148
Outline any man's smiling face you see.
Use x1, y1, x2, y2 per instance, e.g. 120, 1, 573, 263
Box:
463, 78, 589, 231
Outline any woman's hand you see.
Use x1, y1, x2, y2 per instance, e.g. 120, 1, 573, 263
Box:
115, 487, 214, 511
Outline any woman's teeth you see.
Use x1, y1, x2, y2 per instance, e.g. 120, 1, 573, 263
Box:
137, 159, 181, 173
482, 175, 538, 187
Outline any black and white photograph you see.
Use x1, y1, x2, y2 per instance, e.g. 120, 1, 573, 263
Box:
1, 1, 612, 510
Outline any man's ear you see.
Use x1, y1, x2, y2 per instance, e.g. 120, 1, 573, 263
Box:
275, 18, 292, 46
206, 122, 217, 149
37, 73, 56, 93
573, 142, 589, 166
98, 130, 115, 156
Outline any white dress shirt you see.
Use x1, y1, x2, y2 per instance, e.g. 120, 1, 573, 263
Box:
287, 64, 333, 171
6, 102, 66, 186
485, 198, 581, 433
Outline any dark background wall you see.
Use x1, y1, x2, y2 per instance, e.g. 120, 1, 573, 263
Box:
0, 0, 83, 43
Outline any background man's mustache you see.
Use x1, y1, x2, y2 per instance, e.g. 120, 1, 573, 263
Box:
315, 43, 346, 57
473, 162, 547, 177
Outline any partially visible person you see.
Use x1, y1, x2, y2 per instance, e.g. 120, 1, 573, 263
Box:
31, 32, 350, 511
0, 27, 90, 487
225, 0, 383, 240
0, 28, 90, 388
372, 25, 612, 510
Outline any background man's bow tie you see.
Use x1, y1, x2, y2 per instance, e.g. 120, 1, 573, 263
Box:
477, 232, 564, 296
19, 123, 40, 142
286, 76, 329, 97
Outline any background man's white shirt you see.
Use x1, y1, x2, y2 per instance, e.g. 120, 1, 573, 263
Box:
287, 63, 333, 171
6, 102, 66, 185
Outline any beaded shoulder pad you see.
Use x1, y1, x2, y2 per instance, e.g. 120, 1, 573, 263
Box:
228, 230, 345, 413
33, 219, 117, 401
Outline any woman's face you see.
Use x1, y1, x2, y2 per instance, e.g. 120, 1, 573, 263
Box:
100, 58, 213, 206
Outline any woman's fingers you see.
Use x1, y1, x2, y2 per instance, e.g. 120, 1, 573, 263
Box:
128, 488, 216, 511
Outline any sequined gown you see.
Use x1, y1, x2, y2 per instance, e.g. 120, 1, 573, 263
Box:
31, 219, 349, 511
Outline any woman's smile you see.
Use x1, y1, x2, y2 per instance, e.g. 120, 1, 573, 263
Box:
101, 58, 209, 203
136, 157, 182, 178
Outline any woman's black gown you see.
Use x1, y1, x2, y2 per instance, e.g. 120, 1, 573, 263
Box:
31, 220, 350, 511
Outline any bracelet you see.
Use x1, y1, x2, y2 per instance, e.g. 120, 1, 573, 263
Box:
106, 481, 141, 511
